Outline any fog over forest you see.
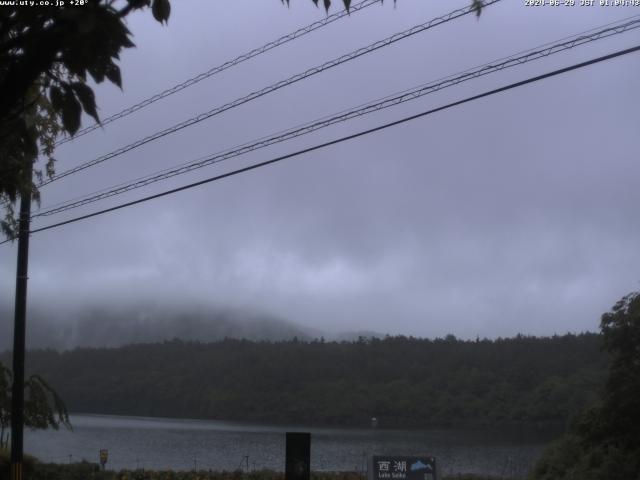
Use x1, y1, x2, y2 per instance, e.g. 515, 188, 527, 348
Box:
0, 301, 389, 351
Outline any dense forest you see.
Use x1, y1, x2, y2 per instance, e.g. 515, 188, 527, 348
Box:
0, 334, 607, 430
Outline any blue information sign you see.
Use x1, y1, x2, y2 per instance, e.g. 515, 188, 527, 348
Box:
372, 456, 436, 480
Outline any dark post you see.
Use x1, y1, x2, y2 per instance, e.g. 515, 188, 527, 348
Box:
285, 432, 310, 480
10, 183, 32, 480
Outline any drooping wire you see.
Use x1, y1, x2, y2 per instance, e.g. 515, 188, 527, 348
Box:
54, 0, 383, 146
39, 0, 501, 187
31, 16, 640, 219
1, 43, 635, 246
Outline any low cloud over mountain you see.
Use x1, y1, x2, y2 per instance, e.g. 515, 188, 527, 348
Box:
0, 302, 321, 351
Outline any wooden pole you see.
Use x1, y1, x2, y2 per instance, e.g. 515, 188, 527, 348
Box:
10, 171, 32, 480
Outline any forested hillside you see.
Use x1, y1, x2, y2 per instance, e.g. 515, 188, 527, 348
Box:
2, 334, 607, 429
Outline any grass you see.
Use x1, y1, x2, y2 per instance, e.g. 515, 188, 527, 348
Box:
0, 451, 514, 480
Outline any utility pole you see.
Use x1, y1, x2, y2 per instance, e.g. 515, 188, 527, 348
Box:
10, 162, 32, 480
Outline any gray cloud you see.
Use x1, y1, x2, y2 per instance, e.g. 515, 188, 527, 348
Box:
1, 0, 639, 345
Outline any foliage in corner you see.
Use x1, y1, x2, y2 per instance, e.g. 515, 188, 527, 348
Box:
530, 291, 640, 479
0, 0, 171, 236
598, 291, 640, 446
0, 362, 71, 450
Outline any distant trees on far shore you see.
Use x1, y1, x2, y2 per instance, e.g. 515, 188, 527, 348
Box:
4, 332, 607, 430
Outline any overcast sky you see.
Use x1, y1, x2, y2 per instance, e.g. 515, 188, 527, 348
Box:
1, 0, 639, 341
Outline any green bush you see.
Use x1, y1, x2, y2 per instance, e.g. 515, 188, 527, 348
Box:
530, 434, 640, 480
0, 448, 38, 479
31, 461, 111, 480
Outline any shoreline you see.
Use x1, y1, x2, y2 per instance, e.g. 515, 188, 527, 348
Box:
67, 411, 566, 437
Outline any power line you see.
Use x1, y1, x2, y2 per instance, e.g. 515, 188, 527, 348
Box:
1, 43, 635, 246
35, 16, 640, 216
39, 0, 501, 187
54, 0, 382, 146
31, 17, 640, 219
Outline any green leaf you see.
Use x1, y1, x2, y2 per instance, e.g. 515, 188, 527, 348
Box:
49, 86, 65, 114
104, 62, 122, 89
152, 0, 170, 24
472, 0, 483, 17
343, 0, 351, 11
324, 0, 331, 12
61, 86, 82, 136
87, 63, 106, 83
46, 157, 56, 178
71, 82, 100, 124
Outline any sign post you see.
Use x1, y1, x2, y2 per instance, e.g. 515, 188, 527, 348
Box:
99, 449, 108, 471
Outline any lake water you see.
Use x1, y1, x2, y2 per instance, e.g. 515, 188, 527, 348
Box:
24, 414, 555, 478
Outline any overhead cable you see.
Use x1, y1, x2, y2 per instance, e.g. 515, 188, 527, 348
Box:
32, 17, 640, 218
55, 0, 383, 146
40, 0, 501, 186
0, 43, 634, 246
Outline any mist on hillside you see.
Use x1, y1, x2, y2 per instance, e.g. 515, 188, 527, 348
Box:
0, 301, 385, 351
0, 302, 307, 351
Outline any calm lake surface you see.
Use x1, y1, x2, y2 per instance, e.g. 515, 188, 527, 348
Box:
25, 414, 556, 478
